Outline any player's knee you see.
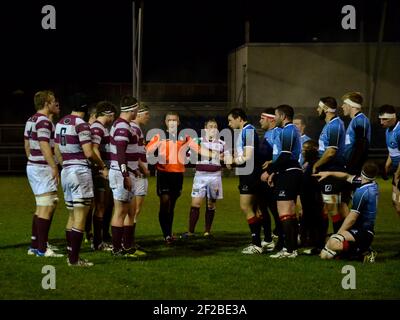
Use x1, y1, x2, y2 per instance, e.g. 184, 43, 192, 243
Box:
65, 201, 74, 211
327, 234, 344, 251
320, 246, 337, 260
73, 198, 92, 208
36, 194, 59, 207
240, 203, 252, 214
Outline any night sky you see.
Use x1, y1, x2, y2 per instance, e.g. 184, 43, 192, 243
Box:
1, 0, 399, 89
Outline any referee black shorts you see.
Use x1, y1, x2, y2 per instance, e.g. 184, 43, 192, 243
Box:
156, 171, 184, 197
274, 168, 303, 201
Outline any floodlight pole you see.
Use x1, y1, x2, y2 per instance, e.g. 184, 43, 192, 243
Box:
369, 0, 387, 120
132, 1, 137, 97
137, 1, 143, 103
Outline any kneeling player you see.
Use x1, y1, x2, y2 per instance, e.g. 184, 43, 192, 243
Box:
314, 161, 379, 263
182, 119, 225, 238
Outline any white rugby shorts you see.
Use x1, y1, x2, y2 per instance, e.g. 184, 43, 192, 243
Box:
109, 169, 135, 202
191, 172, 223, 200
61, 165, 94, 202
26, 164, 58, 195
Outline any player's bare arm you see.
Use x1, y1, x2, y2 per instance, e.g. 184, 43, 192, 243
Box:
92, 143, 109, 178
234, 146, 253, 165
82, 143, 108, 178
39, 140, 59, 183
313, 171, 351, 182
337, 211, 358, 234
262, 160, 271, 170
385, 155, 392, 175
312, 147, 336, 173
138, 159, 150, 177
24, 139, 30, 158
54, 144, 63, 166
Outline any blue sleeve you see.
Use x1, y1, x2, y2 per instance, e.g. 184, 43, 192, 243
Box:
396, 130, 400, 147
328, 122, 340, 148
267, 127, 295, 173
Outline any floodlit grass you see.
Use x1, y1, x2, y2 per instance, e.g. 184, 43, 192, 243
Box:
0, 176, 399, 300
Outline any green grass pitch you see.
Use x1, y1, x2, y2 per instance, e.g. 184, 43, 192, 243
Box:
0, 175, 399, 300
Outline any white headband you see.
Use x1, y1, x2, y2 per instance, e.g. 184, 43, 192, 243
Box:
379, 113, 396, 119
361, 171, 375, 181
121, 103, 139, 112
344, 98, 362, 109
261, 113, 275, 119
101, 111, 115, 116
319, 101, 336, 113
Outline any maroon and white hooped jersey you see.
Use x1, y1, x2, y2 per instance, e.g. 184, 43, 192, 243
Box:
110, 118, 139, 172
90, 120, 111, 168
24, 112, 54, 166
55, 115, 92, 167
130, 121, 147, 167
195, 137, 225, 174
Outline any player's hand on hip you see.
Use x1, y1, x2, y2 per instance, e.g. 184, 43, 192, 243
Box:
123, 176, 132, 191
101, 167, 109, 179
260, 171, 269, 182
143, 168, 151, 177
262, 160, 271, 170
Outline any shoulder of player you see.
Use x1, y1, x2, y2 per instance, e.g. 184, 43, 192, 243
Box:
90, 121, 105, 130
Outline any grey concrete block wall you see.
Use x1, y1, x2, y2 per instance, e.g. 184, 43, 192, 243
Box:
229, 43, 400, 110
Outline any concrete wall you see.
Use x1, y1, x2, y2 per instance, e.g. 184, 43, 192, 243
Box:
228, 43, 400, 109
227, 46, 248, 108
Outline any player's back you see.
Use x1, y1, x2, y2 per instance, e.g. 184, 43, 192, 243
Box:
353, 182, 378, 232
55, 115, 91, 167
282, 123, 301, 162
91, 120, 111, 166
110, 118, 138, 171
385, 121, 400, 171
344, 112, 371, 165
318, 116, 346, 170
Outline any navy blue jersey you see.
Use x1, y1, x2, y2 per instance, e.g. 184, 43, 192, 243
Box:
235, 123, 260, 173
259, 129, 274, 163
299, 134, 311, 166
318, 116, 346, 170
351, 182, 378, 232
344, 112, 371, 173
385, 121, 400, 171
268, 123, 301, 173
